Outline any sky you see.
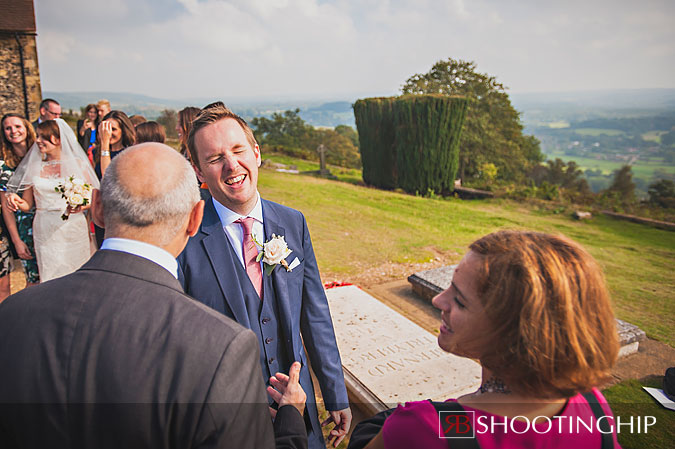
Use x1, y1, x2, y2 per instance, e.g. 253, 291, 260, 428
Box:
34, 0, 675, 101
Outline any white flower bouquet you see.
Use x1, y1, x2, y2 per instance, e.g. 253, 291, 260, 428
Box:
55, 175, 92, 220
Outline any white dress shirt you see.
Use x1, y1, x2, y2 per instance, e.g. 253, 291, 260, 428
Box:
101, 238, 179, 279
211, 193, 265, 269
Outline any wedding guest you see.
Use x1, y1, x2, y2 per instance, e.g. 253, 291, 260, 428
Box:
0, 114, 40, 297
0, 143, 308, 449
77, 104, 99, 165
32, 98, 61, 129
5, 119, 99, 282
177, 106, 200, 160
350, 230, 621, 449
177, 106, 209, 200
96, 99, 111, 121
94, 110, 135, 247
96, 110, 136, 178
135, 121, 166, 144
129, 114, 147, 126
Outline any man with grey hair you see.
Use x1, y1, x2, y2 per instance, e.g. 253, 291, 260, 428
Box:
0, 143, 308, 449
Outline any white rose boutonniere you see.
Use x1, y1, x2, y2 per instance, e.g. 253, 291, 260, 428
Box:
255, 234, 293, 275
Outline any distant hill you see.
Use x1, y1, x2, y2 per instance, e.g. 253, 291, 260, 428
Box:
46, 91, 357, 126
511, 88, 675, 128
47, 88, 675, 130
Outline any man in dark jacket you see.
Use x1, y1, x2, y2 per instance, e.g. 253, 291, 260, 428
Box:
0, 143, 307, 449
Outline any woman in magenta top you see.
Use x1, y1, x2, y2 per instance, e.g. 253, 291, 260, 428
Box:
357, 231, 621, 449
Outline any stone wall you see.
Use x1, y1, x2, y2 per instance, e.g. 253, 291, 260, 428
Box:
0, 33, 42, 122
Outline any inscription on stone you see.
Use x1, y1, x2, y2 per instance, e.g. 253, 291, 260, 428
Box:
326, 285, 481, 406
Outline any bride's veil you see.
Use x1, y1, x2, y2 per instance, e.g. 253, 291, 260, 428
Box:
6, 118, 100, 193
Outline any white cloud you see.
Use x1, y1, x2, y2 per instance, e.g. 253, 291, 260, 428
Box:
33, 0, 675, 98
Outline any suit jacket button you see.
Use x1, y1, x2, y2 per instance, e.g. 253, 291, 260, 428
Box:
265, 337, 273, 344
262, 318, 271, 324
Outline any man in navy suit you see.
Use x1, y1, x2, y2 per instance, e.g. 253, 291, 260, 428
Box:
178, 104, 351, 448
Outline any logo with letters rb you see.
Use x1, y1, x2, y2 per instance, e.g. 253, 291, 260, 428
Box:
439, 410, 476, 439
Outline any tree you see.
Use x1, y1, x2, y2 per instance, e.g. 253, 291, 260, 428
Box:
401, 58, 543, 182
607, 165, 636, 204
648, 179, 675, 208
334, 125, 359, 147
250, 109, 312, 154
156, 109, 178, 139
251, 109, 361, 168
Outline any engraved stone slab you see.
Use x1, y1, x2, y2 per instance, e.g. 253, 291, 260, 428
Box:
326, 285, 481, 413
408, 266, 648, 357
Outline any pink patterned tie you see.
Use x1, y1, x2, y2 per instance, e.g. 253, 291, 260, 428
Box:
235, 217, 263, 299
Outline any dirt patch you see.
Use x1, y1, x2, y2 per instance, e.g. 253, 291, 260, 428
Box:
321, 248, 460, 289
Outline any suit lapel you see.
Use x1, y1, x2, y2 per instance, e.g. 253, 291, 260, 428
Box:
262, 200, 296, 350
200, 199, 251, 327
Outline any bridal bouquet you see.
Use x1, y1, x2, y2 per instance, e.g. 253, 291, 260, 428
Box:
55, 175, 92, 220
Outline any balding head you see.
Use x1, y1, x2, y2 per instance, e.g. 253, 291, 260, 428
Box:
99, 143, 201, 248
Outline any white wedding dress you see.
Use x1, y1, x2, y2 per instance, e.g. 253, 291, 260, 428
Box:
32, 175, 93, 282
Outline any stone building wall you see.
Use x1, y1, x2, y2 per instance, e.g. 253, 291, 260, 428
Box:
0, 32, 42, 121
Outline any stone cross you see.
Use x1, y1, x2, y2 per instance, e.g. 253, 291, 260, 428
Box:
317, 144, 327, 173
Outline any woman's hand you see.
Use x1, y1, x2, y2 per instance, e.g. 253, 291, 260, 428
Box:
5, 193, 26, 213
79, 120, 89, 136
13, 239, 33, 260
66, 203, 90, 215
99, 121, 112, 147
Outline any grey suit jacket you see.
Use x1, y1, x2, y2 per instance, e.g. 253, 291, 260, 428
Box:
0, 250, 303, 448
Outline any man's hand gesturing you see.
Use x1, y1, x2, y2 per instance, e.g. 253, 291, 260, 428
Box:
267, 361, 306, 419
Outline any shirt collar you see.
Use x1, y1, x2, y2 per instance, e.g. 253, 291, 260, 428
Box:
212, 192, 263, 226
100, 238, 179, 279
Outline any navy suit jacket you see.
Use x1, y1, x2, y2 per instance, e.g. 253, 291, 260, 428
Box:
178, 198, 348, 442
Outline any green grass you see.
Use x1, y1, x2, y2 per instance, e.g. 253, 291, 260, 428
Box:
547, 151, 675, 181
546, 121, 570, 129
262, 153, 363, 185
574, 128, 626, 137
642, 131, 664, 143
258, 169, 675, 347
603, 378, 674, 449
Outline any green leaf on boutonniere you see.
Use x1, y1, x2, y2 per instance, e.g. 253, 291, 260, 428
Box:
264, 263, 276, 276
256, 252, 264, 263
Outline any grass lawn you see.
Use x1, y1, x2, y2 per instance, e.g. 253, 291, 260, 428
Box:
258, 169, 675, 347
642, 131, 664, 143
603, 377, 674, 449
546, 151, 675, 180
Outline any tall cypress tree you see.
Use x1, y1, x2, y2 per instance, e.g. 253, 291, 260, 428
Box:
354, 95, 468, 193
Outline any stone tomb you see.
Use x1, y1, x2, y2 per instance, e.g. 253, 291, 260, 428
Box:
408, 266, 646, 356
325, 285, 481, 415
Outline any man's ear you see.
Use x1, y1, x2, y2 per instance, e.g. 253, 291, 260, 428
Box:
254, 144, 261, 167
90, 189, 105, 228
186, 200, 204, 237
192, 163, 206, 184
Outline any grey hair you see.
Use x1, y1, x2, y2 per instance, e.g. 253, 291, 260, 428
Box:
101, 148, 200, 246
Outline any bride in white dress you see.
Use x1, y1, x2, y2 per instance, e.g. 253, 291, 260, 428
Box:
5, 119, 99, 282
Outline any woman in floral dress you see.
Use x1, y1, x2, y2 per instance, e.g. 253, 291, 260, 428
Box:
0, 114, 39, 298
